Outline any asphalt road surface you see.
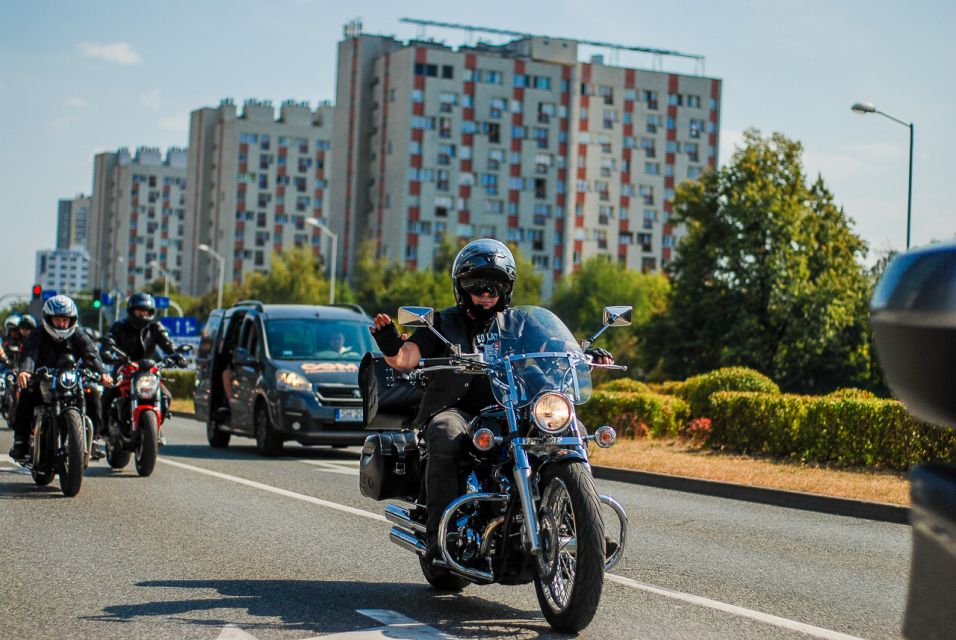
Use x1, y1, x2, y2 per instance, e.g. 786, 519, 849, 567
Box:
0, 417, 909, 639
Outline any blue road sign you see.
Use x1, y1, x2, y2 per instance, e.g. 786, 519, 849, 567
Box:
154, 296, 170, 309
41, 290, 57, 301
101, 292, 114, 306
161, 316, 199, 337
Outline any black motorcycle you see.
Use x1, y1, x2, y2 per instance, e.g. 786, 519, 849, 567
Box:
20, 355, 97, 497
360, 305, 630, 633
0, 355, 17, 427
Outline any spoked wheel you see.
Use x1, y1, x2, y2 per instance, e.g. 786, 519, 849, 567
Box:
135, 411, 159, 477
59, 410, 86, 497
533, 462, 606, 633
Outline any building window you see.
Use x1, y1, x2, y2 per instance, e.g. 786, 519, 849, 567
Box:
414, 63, 438, 77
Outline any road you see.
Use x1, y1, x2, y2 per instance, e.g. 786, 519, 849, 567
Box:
0, 417, 909, 639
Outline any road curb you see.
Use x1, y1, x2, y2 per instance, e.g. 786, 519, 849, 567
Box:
593, 465, 910, 525
171, 412, 909, 525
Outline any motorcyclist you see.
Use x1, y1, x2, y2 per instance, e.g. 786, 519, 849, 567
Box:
101, 292, 181, 435
1, 313, 23, 365
369, 238, 613, 561
15, 315, 37, 366
8, 296, 111, 461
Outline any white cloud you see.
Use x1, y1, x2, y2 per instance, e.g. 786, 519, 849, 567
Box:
77, 42, 142, 65
158, 113, 189, 133
140, 88, 162, 110
66, 97, 89, 109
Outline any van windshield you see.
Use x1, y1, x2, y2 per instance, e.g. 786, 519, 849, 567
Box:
264, 319, 374, 361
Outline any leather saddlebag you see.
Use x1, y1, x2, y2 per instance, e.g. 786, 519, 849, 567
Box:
359, 430, 420, 501
359, 352, 423, 430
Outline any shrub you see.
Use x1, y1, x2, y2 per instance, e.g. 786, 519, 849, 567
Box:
708, 391, 956, 471
164, 369, 196, 401
646, 380, 684, 396
578, 391, 690, 439
679, 367, 780, 418
599, 378, 651, 394
828, 388, 876, 400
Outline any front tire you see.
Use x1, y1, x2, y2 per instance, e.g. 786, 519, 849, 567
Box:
533, 462, 606, 633
254, 403, 282, 457
106, 436, 132, 470
59, 410, 86, 497
206, 418, 231, 448
134, 411, 159, 477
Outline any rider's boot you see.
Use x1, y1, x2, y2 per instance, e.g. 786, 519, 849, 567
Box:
8, 439, 28, 461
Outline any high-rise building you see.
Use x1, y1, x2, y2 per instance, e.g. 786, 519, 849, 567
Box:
183, 99, 334, 296
330, 28, 720, 297
35, 247, 90, 294
88, 147, 188, 295
56, 194, 91, 250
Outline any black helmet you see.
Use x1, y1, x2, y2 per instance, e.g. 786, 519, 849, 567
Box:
451, 238, 516, 318
18, 315, 37, 330
41, 295, 79, 342
127, 292, 156, 329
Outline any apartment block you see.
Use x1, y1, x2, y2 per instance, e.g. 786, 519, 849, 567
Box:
88, 147, 188, 295
56, 194, 91, 250
35, 247, 90, 294
184, 99, 334, 296
331, 30, 720, 298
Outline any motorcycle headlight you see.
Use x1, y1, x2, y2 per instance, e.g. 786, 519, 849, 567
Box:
277, 369, 311, 391
531, 392, 573, 435
135, 374, 160, 399
58, 370, 79, 389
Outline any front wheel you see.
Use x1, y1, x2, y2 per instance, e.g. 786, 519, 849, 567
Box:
254, 403, 282, 457
59, 410, 86, 497
206, 418, 231, 448
135, 411, 159, 477
106, 430, 132, 470
533, 462, 606, 633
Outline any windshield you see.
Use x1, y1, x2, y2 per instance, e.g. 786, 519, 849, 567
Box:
483, 306, 591, 407
264, 318, 374, 361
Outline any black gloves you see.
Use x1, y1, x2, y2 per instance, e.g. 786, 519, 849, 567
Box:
585, 346, 613, 362
372, 321, 404, 357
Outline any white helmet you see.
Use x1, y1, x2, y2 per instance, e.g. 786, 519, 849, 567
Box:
41, 295, 78, 342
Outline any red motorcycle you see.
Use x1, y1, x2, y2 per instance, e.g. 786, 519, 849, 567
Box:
101, 339, 191, 476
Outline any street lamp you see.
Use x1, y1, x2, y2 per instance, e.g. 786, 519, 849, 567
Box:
198, 243, 225, 309
305, 217, 338, 305
114, 256, 127, 322
148, 260, 171, 299
851, 102, 915, 249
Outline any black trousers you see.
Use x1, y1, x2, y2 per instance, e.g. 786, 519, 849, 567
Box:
12, 386, 102, 442
424, 408, 472, 545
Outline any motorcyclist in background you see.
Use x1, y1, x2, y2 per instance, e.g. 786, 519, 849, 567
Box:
1, 313, 23, 365
15, 316, 37, 367
369, 239, 614, 563
8, 296, 111, 461
101, 293, 181, 441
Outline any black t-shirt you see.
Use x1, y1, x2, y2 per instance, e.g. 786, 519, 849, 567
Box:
409, 312, 497, 415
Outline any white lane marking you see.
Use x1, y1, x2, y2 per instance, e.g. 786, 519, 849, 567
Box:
163, 457, 866, 640
214, 610, 446, 639
606, 574, 865, 640
299, 459, 360, 475
157, 458, 385, 523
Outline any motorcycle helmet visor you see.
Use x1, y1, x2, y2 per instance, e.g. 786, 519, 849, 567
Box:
459, 277, 511, 298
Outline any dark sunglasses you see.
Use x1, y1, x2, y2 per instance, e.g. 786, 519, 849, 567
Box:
460, 277, 510, 297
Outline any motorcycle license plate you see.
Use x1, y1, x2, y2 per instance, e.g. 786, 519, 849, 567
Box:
335, 408, 363, 422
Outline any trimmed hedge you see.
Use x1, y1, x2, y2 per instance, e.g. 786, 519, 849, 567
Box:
164, 369, 196, 401
598, 378, 651, 394
679, 367, 780, 418
578, 391, 690, 439
646, 380, 684, 396
708, 391, 956, 470
827, 388, 876, 400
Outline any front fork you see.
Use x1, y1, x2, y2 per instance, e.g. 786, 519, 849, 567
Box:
512, 443, 542, 555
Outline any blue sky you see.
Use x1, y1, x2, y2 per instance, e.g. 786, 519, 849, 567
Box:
1, 0, 953, 298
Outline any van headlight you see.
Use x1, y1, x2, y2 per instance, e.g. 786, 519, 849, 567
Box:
277, 370, 311, 391
135, 374, 160, 399
531, 392, 573, 434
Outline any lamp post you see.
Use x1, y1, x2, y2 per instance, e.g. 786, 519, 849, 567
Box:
851, 102, 915, 249
198, 243, 225, 309
305, 217, 338, 304
148, 260, 171, 316
114, 256, 126, 323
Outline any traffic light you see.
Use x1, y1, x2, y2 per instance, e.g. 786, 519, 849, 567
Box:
92, 288, 102, 309
32, 284, 42, 299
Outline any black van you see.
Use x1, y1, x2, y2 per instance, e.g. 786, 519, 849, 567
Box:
194, 300, 377, 455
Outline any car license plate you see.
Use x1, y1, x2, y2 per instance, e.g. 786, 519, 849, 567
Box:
335, 408, 363, 422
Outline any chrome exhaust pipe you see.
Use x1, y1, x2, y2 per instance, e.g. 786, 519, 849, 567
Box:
384, 503, 426, 534
389, 526, 426, 556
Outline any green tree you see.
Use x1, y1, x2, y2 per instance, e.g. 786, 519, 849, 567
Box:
642, 129, 874, 393
551, 256, 669, 373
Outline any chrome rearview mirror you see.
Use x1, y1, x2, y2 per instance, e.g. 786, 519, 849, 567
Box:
603, 306, 633, 327
397, 306, 435, 328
